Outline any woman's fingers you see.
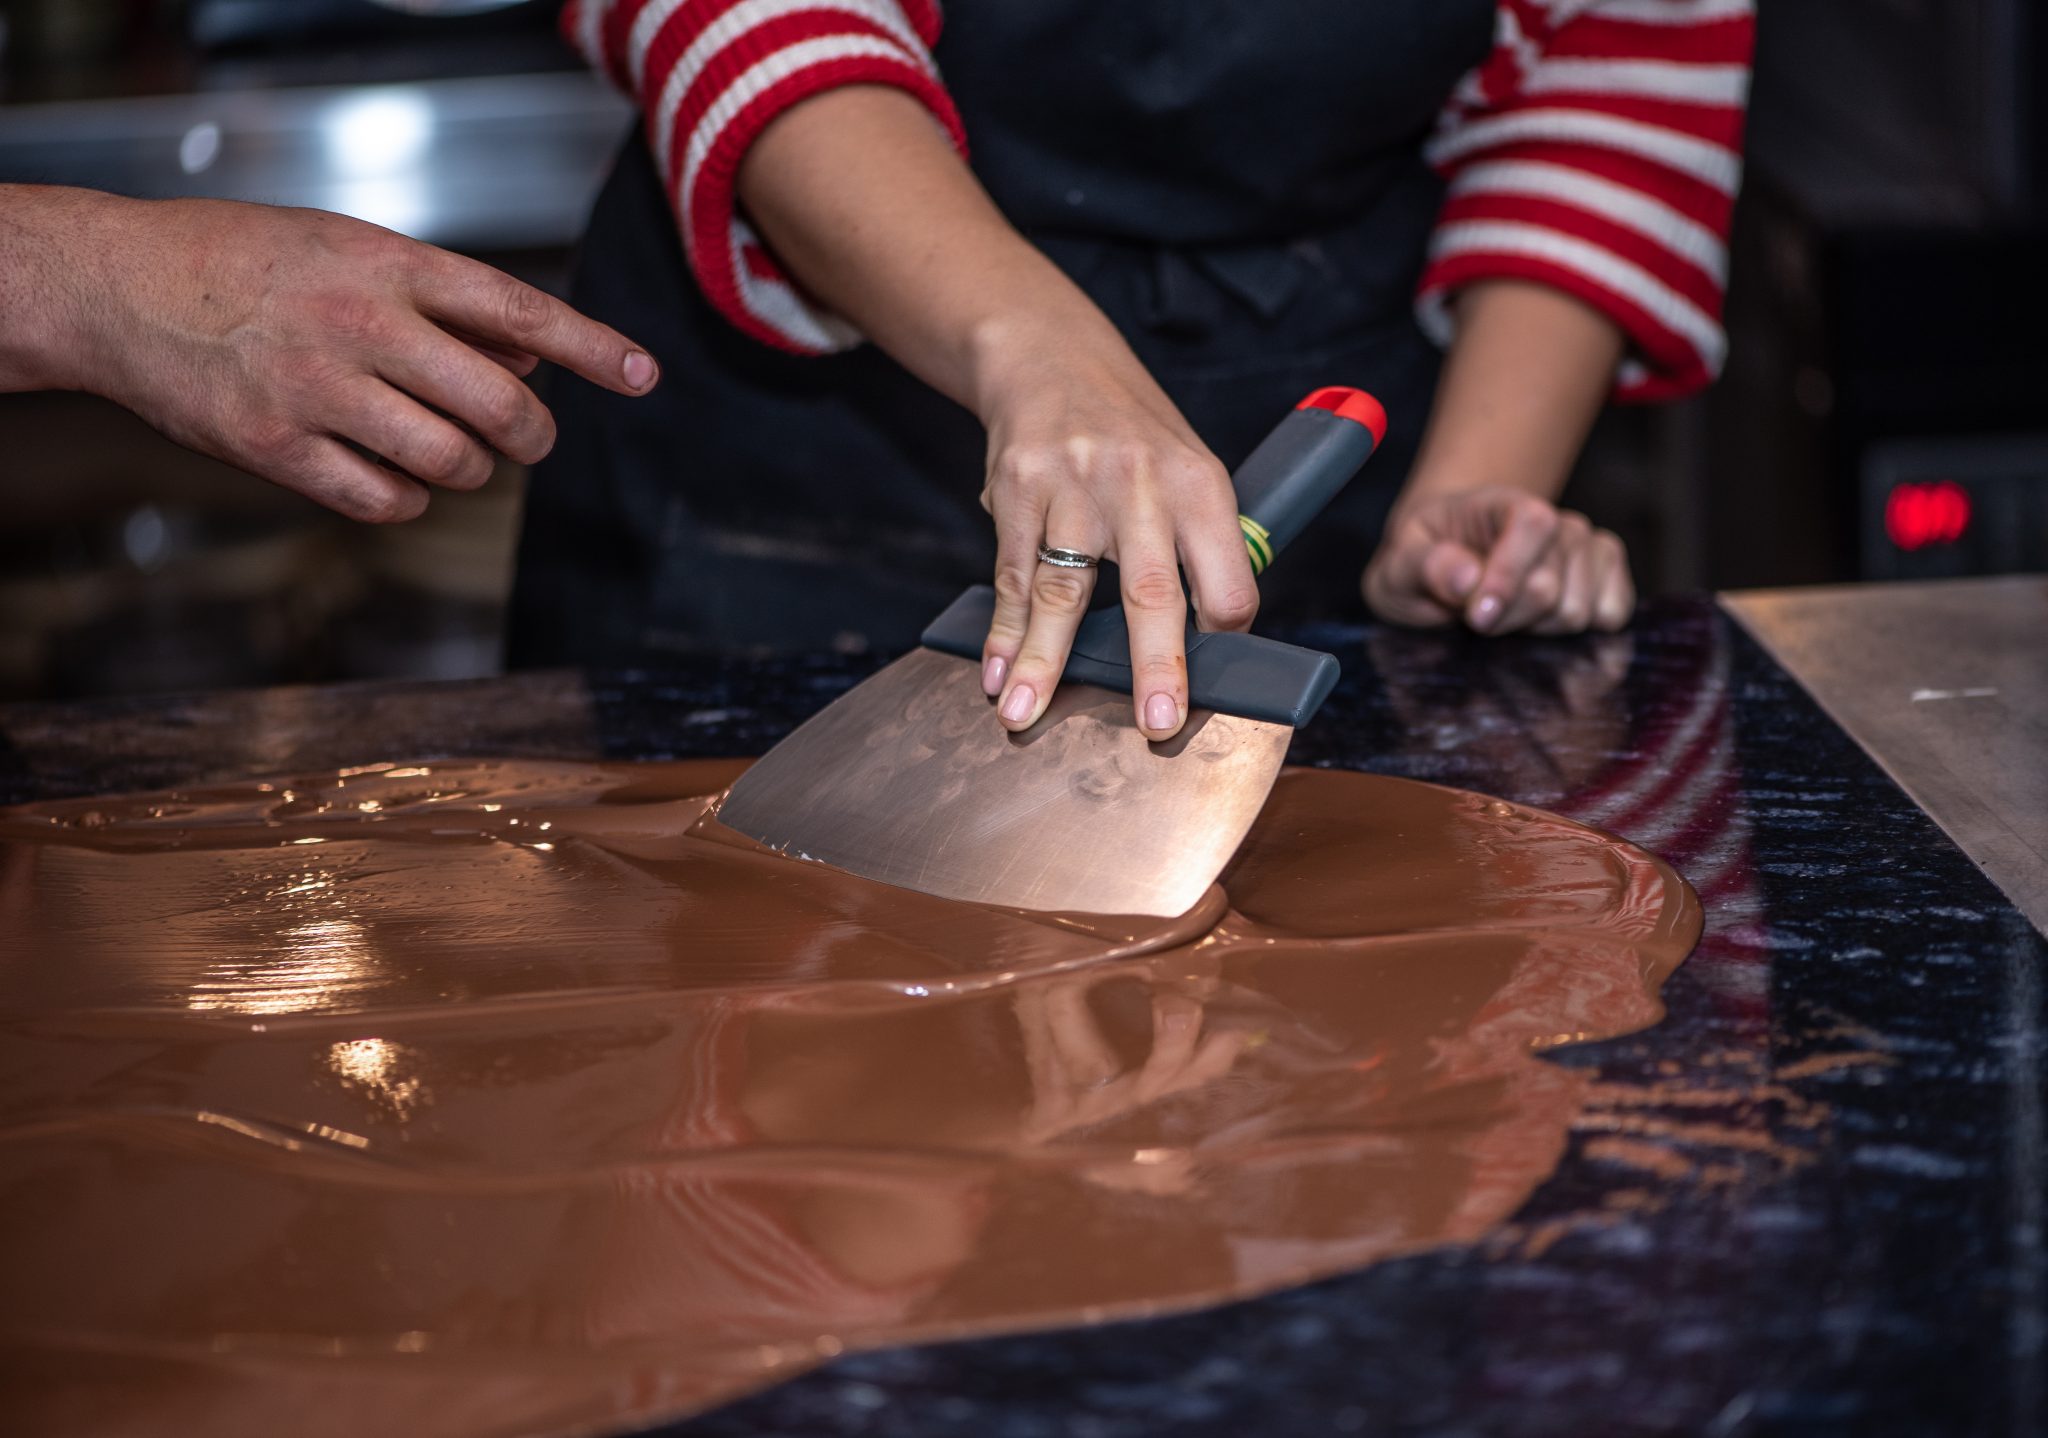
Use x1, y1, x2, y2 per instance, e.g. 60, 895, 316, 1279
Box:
332, 377, 495, 491
411, 250, 659, 397
378, 321, 556, 465
998, 496, 1199, 741
1362, 516, 1479, 627
1481, 514, 1635, 636
1175, 462, 1260, 635
1421, 539, 1486, 616
1529, 517, 1597, 635
1592, 529, 1636, 630
982, 498, 1042, 696
1129, 454, 1252, 739
983, 432, 1240, 738
1117, 515, 1191, 740
996, 507, 1102, 731
1364, 490, 1639, 638
1466, 495, 1560, 633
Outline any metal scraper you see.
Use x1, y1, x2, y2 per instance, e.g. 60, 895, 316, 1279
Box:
716, 387, 1387, 916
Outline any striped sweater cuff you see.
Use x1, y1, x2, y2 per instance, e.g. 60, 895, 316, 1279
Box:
1418, 0, 1752, 403
1416, 207, 1725, 403
1416, 130, 1741, 402
564, 1, 966, 355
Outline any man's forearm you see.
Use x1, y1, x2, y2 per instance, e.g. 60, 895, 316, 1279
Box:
1395, 280, 1625, 518
0, 184, 106, 392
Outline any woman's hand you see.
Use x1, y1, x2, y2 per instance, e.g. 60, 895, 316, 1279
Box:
1363, 486, 1633, 634
972, 318, 1258, 741
738, 86, 1259, 743
0, 186, 659, 522
1367, 279, 1632, 637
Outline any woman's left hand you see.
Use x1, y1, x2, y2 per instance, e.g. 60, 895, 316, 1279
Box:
1363, 280, 1634, 637
1361, 485, 1634, 635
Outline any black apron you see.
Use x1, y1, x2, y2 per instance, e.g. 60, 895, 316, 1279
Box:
509, 0, 1496, 666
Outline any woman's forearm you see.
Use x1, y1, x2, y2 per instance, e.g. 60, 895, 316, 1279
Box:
1394, 279, 1625, 519
736, 85, 1136, 420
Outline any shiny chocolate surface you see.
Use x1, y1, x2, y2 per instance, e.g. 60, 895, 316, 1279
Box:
0, 757, 1694, 1436
0, 599, 2040, 1437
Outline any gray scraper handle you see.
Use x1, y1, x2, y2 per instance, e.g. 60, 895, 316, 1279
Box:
922, 587, 1338, 728
922, 387, 1387, 727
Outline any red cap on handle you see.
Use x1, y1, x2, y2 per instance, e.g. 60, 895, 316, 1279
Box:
1296, 386, 1388, 446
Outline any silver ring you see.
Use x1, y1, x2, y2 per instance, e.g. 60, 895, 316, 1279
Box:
1037, 545, 1101, 569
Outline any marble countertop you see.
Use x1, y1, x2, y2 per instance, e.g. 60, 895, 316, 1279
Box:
2, 598, 2040, 1437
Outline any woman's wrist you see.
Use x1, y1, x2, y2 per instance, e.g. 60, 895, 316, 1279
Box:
960, 270, 1137, 425
1389, 454, 1559, 530
1386, 280, 1624, 529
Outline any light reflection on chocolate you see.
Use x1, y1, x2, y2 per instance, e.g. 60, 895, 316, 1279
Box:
0, 758, 1699, 1437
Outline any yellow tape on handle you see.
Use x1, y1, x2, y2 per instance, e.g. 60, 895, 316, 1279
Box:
1239, 514, 1274, 575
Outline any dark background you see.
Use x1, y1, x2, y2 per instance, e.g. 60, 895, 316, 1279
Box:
0, 0, 2043, 703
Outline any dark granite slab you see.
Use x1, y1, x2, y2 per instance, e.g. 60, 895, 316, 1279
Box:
2, 599, 2040, 1437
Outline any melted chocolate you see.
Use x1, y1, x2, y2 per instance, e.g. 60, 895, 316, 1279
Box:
0, 759, 1699, 1436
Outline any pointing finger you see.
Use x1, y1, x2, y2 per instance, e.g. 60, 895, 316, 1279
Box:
413, 251, 658, 397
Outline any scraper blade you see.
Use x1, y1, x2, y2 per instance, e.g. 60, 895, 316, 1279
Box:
717, 387, 1389, 917
717, 646, 1293, 917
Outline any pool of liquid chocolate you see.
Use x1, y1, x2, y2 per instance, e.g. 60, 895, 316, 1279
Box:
0, 759, 1699, 1438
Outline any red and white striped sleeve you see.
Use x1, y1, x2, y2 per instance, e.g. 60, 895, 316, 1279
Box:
559, 0, 966, 353
1419, 0, 1755, 402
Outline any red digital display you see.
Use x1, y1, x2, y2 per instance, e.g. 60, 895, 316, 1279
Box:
1884, 480, 1972, 551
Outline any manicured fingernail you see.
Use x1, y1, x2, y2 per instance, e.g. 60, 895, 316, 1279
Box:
623, 351, 656, 390
1144, 692, 1177, 733
1449, 556, 1482, 598
981, 654, 1007, 696
1471, 594, 1503, 632
1000, 684, 1036, 725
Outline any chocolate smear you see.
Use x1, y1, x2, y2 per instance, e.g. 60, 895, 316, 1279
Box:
0, 759, 1698, 1436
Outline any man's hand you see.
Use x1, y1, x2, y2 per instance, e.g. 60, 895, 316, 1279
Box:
1363, 486, 1634, 634
0, 186, 658, 522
